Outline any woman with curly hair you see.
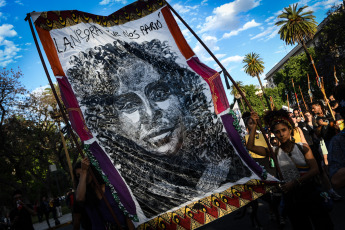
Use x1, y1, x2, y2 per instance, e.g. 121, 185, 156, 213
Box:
247, 109, 333, 230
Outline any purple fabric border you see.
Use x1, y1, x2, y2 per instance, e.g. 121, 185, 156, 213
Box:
221, 113, 263, 178
89, 141, 137, 216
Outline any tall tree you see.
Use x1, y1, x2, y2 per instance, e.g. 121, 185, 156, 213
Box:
242, 52, 271, 109
276, 3, 319, 79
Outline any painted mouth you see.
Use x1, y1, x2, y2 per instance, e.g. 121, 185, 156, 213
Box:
144, 128, 175, 147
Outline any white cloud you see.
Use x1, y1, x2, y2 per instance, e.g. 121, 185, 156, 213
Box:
0, 0, 6, 7
265, 16, 275, 23
15, 0, 23, 5
0, 39, 21, 67
0, 24, 17, 38
172, 3, 199, 14
220, 55, 244, 66
99, 0, 127, 5
222, 19, 261, 38
200, 0, 260, 32
250, 25, 279, 41
201, 0, 208, 6
0, 24, 20, 67
25, 42, 31, 46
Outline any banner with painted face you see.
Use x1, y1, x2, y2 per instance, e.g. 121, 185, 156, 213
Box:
31, 0, 275, 228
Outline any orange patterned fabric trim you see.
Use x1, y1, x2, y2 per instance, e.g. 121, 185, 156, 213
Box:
138, 179, 272, 230
33, 0, 166, 31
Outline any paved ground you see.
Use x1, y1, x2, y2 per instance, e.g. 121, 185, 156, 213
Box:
34, 187, 345, 230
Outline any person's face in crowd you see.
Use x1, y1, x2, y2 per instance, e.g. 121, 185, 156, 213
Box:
329, 95, 335, 101
293, 110, 299, 118
13, 194, 22, 204
272, 123, 292, 144
111, 60, 183, 156
289, 112, 293, 118
311, 104, 322, 115
246, 118, 255, 132
304, 112, 313, 122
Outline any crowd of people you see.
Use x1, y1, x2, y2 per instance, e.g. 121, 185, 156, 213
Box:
2, 84, 344, 230
242, 83, 345, 229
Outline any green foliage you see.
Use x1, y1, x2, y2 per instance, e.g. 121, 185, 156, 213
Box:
273, 47, 322, 111
276, 3, 317, 45
0, 70, 79, 208
242, 53, 265, 78
316, 5, 345, 92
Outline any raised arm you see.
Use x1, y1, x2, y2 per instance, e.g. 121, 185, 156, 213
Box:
246, 112, 268, 157
76, 158, 90, 202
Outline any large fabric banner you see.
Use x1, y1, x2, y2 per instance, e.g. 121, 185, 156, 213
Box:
31, 0, 275, 228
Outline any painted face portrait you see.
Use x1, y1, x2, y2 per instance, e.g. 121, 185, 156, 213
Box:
66, 39, 252, 218
111, 60, 183, 155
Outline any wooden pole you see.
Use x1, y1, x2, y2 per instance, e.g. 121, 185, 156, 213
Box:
291, 79, 305, 120
299, 86, 309, 112
320, 77, 335, 120
59, 125, 75, 187
25, 13, 124, 230
334, 66, 339, 86
287, 94, 290, 112
307, 74, 313, 102
166, 2, 283, 180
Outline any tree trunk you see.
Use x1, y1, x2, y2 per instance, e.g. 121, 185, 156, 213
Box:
301, 39, 320, 78
257, 75, 272, 110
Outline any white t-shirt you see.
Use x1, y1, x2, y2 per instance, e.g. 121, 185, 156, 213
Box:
273, 143, 308, 182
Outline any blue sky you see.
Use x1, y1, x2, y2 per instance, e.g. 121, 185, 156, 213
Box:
0, 0, 342, 96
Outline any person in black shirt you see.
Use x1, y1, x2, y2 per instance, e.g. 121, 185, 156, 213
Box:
9, 190, 36, 230
311, 101, 338, 150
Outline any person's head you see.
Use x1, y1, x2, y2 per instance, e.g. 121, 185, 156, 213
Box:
304, 111, 313, 123
242, 112, 255, 132
334, 84, 345, 118
293, 108, 300, 118
264, 109, 294, 144
310, 101, 324, 116
329, 95, 335, 101
13, 190, 23, 205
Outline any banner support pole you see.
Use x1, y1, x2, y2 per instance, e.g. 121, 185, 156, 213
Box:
166, 2, 282, 180
25, 13, 125, 230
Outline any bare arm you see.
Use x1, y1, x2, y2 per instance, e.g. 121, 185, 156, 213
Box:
297, 127, 307, 145
76, 158, 90, 202
246, 112, 268, 157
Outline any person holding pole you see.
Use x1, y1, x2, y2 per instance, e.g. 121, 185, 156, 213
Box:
74, 158, 134, 230
246, 109, 333, 230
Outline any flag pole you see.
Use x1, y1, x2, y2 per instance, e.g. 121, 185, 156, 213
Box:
321, 77, 335, 120
307, 74, 312, 102
334, 66, 339, 86
299, 85, 309, 112
166, 2, 283, 179
25, 13, 125, 230
292, 79, 305, 120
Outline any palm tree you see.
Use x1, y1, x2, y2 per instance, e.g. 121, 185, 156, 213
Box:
276, 3, 319, 78
230, 81, 246, 111
242, 52, 271, 110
